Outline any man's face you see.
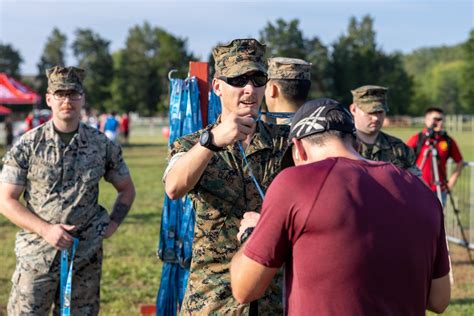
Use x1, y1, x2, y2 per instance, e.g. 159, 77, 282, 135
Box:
46, 89, 84, 123
350, 104, 385, 136
425, 111, 444, 131
213, 71, 265, 119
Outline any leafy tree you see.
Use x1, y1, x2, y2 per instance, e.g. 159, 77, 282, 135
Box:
72, 29, 114, 112
36, 28, 67, 98
0, 43, 23, 78
460, 30, 474, 113
329, 15, 413, 114
113, 22, 194, 115
259, 18, 330, 99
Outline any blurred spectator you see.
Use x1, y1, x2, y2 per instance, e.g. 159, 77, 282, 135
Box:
120, 113, 130, 144
5, 116, 14, 149
24, 112, 34, 132
104, 111, 119, 142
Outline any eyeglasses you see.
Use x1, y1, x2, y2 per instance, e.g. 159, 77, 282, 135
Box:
51, 91, 83, 101
433, 117, 443, 122
218, 72, 268, 88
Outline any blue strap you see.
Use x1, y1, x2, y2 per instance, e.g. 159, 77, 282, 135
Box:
237, 141, 265, 200
261, 111, 295, 119
60, 238, 79, 316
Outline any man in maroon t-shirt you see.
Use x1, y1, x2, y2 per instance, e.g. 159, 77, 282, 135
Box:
406, 107, 463, 204
230, 99, 451, 315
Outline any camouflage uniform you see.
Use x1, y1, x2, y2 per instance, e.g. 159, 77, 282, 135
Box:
358, 131, 420, 175
351, 85, 420, 176
167, 120, 289, 315
1, 67, 130, 315
266, 57, 311, 125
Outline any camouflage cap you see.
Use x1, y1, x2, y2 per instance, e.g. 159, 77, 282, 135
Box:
212, 38, 266, 78
46, 66, 85, 93
351, 85, 388, 113
267, 57, 311, 80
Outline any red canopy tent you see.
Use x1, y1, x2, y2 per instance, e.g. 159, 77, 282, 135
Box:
0, 105, 13, 115
0, 73, 41, 105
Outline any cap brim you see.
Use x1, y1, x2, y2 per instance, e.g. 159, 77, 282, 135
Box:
49, 83, 83, 93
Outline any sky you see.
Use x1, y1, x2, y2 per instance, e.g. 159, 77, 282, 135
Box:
0, 0, 473, 75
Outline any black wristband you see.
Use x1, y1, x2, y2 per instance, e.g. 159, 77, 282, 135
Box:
239, 227, 255, 244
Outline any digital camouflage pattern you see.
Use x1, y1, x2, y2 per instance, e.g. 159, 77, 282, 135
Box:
167, 120, 290, 315
351, 85, 388, 113
267, 57, 311, 80
358, 131, 421, 176
1, 120, 129, 315
8, 247, 102, 315
213, 39, 267, 78
47, 65, 85, 93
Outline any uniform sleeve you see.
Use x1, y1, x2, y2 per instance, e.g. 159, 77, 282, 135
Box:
406, 133, 419, 149
104, 140, 130, 183
433, 211, 450, 279
449, 138, 463, 163
0, 139, 30, 186
162, 134, 198, 183
244, 170, 299, 268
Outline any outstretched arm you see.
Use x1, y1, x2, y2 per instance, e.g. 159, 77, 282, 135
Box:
165, 107, 256, 199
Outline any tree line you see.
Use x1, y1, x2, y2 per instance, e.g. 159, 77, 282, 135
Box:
1, 16, 473, 115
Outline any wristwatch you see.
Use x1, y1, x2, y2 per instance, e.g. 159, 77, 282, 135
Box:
199, 130, 224, 152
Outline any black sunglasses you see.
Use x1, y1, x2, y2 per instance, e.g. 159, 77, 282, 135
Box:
219, 72, 268, 88
433, 117, 443, 122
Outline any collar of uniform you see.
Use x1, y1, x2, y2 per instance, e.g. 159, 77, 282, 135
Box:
243, 120, 273, 156
375, 131, 392, 150
44, 120, 87, 148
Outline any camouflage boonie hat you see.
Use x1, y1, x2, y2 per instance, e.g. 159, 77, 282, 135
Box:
212, 38, 266, 77
351, 85, 388, 113
267, 57, 311, 80
46, 66, 85, 93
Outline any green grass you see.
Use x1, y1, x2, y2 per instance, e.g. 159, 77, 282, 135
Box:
0, 128, 473, 315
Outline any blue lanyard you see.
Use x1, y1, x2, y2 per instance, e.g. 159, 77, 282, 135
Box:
60, 238, 79, 316
237, 141, 265, 201
260, 111, 295, 119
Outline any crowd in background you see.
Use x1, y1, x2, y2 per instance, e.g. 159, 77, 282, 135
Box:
5, 109, 131, 146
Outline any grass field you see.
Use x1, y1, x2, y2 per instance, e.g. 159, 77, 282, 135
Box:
0, 127, 473, 315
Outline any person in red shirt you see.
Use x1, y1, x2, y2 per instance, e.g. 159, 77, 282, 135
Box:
230, 99, 450, 315
406, 107, 464, 204
120, 112, 130, 144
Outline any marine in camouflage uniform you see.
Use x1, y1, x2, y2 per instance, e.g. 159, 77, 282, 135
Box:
349, 85, 420, 176
0, 66, 135, 315
164, 39, 288, 315
264, 57, 311, 125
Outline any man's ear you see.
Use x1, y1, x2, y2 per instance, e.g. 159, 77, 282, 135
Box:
45, 93, 53, 109
293, 138, 308, 163
349, 103, 357, 115
212, 78, 223, 97
269, 82, 278, 98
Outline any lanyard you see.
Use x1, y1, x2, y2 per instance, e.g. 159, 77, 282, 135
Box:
260, 111, 295, 119
60, 238, 79, 316
237, 141, 265, 201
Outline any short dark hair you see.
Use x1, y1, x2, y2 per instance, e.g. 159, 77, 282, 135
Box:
273, 79, 311, 105
302, 108, 356, 146
425, 107, 444, 115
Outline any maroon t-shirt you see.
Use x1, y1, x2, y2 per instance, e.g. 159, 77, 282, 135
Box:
244, 157, 450, 316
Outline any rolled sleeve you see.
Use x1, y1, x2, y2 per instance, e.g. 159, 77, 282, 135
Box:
104, 141, 130, 183
1, 142, 29, 186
